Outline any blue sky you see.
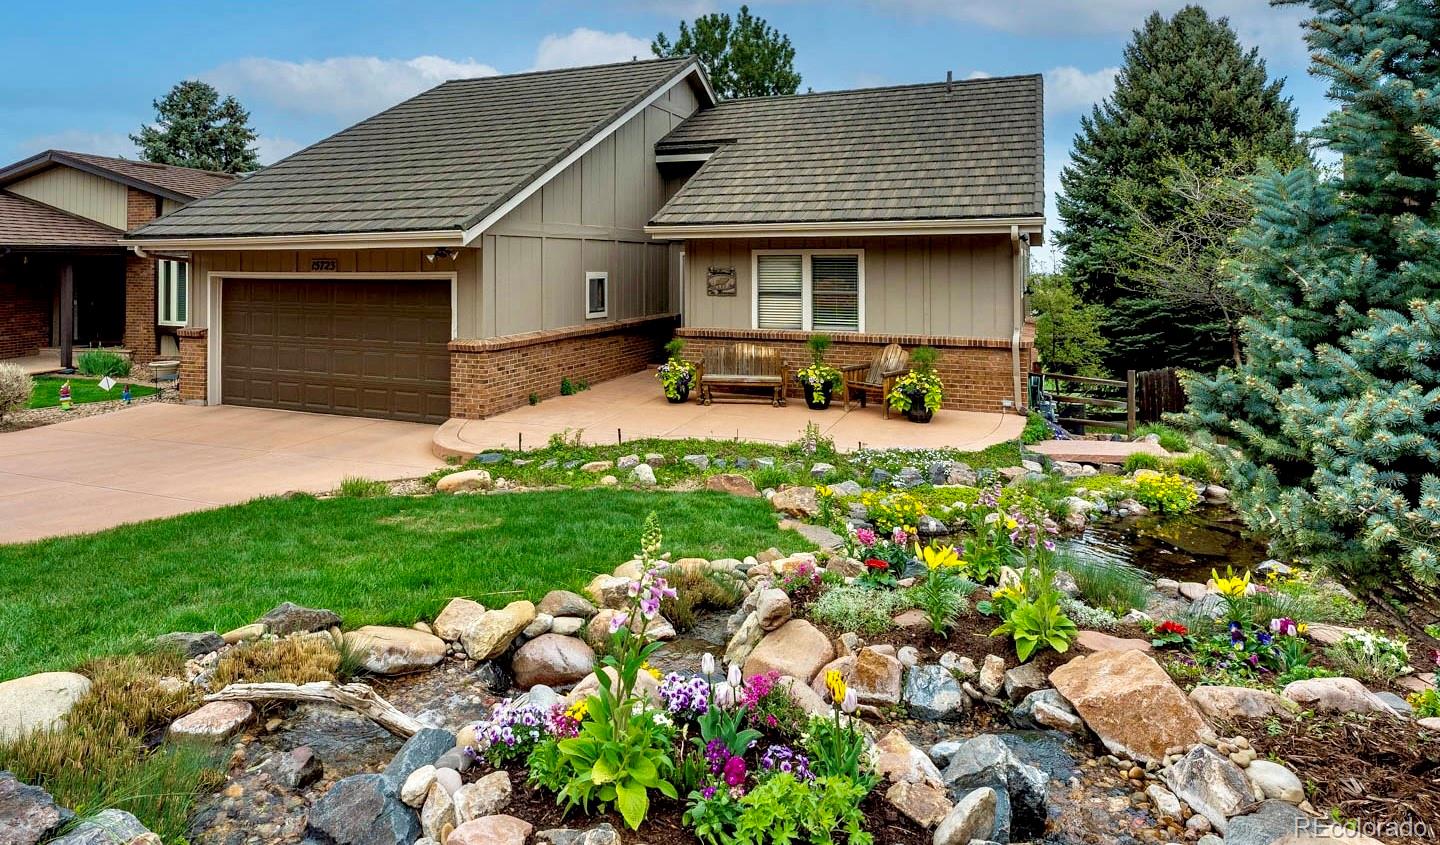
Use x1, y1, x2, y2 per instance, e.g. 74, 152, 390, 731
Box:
0, 1, 1331, 263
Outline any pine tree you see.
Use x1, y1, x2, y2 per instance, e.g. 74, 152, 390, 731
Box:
1181, 0, 1440, 592
1057, 5, 1301, 374
652, 5, 801, 99
131, 80, 259, 174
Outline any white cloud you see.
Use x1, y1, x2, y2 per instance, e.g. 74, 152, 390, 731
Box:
872, 0, 1310, 59
20, 129, 135, 158
255, 135, 303, 165
533, 28, 653, 71
1044, 65, 1119, 112
964, 70, 992, 80
205, 55, 500, 121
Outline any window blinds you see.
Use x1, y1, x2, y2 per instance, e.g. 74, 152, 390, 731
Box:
811, 254, 860, 332
756, 254, 804, 329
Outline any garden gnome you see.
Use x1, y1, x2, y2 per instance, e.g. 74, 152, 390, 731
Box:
122, 384, 132, 404
58, 380, 72, 410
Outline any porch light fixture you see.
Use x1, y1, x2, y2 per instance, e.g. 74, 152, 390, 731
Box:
425, 246, 458, 263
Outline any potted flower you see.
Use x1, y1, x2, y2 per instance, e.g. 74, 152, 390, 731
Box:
887, 346, 943, 423
795, 334, 842, 410
656, 339, 696, 403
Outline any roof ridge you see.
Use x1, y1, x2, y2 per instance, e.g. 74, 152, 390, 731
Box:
714, 73, 1042, 106
438, 55, 693, 87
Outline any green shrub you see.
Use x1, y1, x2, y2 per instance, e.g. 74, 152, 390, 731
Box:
1122, 452, 1164, 473
76, 350, 132, 377
1131, 472, 1201, 514
1135, 423, 1190, 453
1166, 452, 1218, 483
337, 476, 388, 498
809, 585, 913, 635
1022, 412, 1050, 444
0, 363, 33, 420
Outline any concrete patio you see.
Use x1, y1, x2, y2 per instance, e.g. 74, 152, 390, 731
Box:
434, 370, 1025, 458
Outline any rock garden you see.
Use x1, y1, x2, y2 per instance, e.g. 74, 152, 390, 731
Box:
3, 427, 1438, 845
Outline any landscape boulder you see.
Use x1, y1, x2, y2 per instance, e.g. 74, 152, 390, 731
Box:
755, 588, 792, 632
1281, 677, 1390, 715
0, 771, 73, 845
932, 787, 999, 845
885, 780, 952, 829
1011, 688, 1083, 733
0, 672, 91, 742
941, 734, 1048, 840
257, 601, 342, 635
432, 598, 487, 641
1162, 745, 1256, 833
448, 815, 533, 845
167, 701, 254, 744
537, 590, 596, 619
851, 647, 904, 706
454, 771, 513, 823
903, 664, 969, 721
875, 729, 944, 788
46, 810, 150, 845
512, 634, 595, 689
308, 773, 420, 845
344, 626, 446, 674
154, 630, 225, 657
381, 727, 457, 790
744, 619, 834, 683
770, 486, 820, 518
1073, 630, 1152, 653
1244, 759, 1304, 805
460, 601, 537, 660
1189, 686, 1299, 721
706, 474, 760, 497
436, 469, 493, 493
1049, 649, 1211, 765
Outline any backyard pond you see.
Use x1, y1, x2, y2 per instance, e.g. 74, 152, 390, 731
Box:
1058, 504, 1271, 583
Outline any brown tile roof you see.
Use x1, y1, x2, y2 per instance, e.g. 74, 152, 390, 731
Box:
650, 75, 1045, 227
0, 191, 124, 248
0, 150, 238, 202
128, 58, 703, 240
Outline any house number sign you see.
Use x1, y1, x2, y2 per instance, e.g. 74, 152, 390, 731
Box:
311, 258, 338, 271
706, 266, 736, 297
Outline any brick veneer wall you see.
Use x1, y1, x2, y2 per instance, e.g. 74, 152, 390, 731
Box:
674, 326, 1035, 414
177, 327, 207, 402
124, 188, 160, 364
0, 277, 51, 359
450, 315, 676, 418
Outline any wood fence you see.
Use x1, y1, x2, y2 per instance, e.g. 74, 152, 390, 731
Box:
1030, 367, 1186, 435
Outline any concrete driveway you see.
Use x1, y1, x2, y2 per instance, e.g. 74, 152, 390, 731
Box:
0, 404, 444, 544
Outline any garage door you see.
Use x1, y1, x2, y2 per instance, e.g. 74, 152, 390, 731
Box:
221, 278, 451, 423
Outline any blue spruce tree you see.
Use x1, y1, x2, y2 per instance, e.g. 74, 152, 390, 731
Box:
1182, 0, 1440, 595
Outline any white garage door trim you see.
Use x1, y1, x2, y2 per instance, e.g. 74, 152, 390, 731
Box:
205, 271, 458, 408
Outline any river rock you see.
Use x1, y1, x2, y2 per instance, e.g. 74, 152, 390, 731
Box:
1003, 663, 1049, 702
307, 774, 420, 845
1225, 800, 1342, 845
381, 727, 456, 790
771, 486, 820, 517
449, 815, 533, 845
535, 824, 622, 845
886, 780, 952, 829
437, 469, 493, 493
904, 665, 969, 721
400, 765, 437, 807
1179, 582, 1209, 601
725, 611, 765, 666
0, 771, 72, 845
1245, 760, 1304, 804
257, 601, 342, 635
1050, 649, 1211, 765
1281, 677, 1389, 714
454, 771, 513, 823
977, 654, 1006, 697
852, 647, 904, 706
461, 601, 537, 660
1190, 685, 1299, 721
933, 787, 999, 845
154, 630, 225, 657
1162, 745, 1256, 833
744, 619, 834, 683
433, 598, 487, 641
344, 626, 446, 674
1012, 688, 1082, 733
707, 474, 760, 497
1146, 784, 1184, 820
0, 672, 91, 742
587, 609, 675, 643
582, 575, 632, 609
420, 781, 456, 841
775, 674, 831, 718
941, 734, 1047, 834
876, 729, 944, 788
755, 588, 792, 631
512, 634, 595, 689
537, 590, 597, 618
167, 701, 253, 744
46, 809, 149, 845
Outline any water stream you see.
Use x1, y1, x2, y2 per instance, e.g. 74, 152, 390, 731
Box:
1058, 504, 1271, 583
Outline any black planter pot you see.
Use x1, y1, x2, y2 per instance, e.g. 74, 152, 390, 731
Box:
667, 386, 691, 404
804, 383, 833, 410
905, 395, 935, 423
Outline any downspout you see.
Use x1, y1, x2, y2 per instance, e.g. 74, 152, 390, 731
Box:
1009, 225, 1024, 414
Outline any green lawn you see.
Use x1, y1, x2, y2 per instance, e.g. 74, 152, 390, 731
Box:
28, 376, 158, 408
0, 490, 812, 679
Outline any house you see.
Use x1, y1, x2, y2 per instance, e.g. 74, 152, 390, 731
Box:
121, 57, 1043, 424
0, 150, 237, 367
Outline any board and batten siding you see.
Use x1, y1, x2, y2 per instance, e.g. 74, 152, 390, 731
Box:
8, 165, 128, 230
680, 235, 1017, 339
186, 248, 483, 338
478, 78, 702, 338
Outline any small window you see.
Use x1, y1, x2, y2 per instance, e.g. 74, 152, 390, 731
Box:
753, 251, 863, 332
586, 271, 608, 319
157, 259, 189, 326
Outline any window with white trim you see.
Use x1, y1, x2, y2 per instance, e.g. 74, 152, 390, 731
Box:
585, 271, 608, 319
157, 259, 189, 326
754, 251, 862, 332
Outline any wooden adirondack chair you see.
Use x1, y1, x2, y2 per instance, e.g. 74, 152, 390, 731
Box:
840, 344, 910, 418
696, 342, 788, 406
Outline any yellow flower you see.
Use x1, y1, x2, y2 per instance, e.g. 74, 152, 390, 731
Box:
641, 661, 662, 680
824, 669, 848, 704
1005, 517, 1018, 530
565, 698, 590, 722
917, 542, 961, 571
1297, 622, 1309, 635
992, 582, 1027, 603
1212, 567, 1251, 598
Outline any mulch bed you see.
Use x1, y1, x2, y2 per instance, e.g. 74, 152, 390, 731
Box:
1223, 715, 1440, 845
493, 761, 925, 844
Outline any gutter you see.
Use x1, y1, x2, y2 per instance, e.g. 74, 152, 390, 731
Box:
1010, 225, 1025, 414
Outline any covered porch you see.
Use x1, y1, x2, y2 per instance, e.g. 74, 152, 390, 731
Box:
433, 369, 1025, 458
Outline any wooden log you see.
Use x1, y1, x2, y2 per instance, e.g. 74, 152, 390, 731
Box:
204, 681, 422, 738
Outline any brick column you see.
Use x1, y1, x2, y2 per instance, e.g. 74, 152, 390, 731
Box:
123, 188, 160, 364
177, 327, 207, 403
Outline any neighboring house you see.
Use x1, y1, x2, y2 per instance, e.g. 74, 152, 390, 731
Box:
0, 150, 237, 366
122, 57, 1043, 424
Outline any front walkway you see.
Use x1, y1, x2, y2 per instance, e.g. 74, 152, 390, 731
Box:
435, 370, 1025, 457
0, 404, 443, 543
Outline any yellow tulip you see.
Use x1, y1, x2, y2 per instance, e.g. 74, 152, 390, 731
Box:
824, 669, 848, 704
1211, 567, 1251, 598
917, 542, 961, 571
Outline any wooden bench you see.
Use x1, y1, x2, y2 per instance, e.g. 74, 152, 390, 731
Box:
840, 343, 910, 419
696, 342, 787, 406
